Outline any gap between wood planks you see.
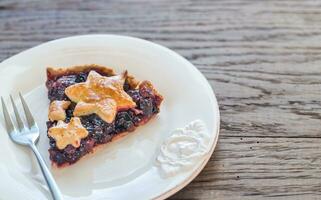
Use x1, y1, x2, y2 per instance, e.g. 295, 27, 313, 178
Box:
221, 135, 321, 139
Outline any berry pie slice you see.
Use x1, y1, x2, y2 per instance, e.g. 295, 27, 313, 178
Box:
46, 65, 163, 167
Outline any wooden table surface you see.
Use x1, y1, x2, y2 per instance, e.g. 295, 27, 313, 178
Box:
1, 0, 321, 199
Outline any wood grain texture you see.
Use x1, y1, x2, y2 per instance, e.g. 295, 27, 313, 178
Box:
172, 137, 321, 200
0, 0, 320, 199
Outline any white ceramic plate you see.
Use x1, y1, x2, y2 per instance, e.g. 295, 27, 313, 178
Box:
0, 35, 220, 200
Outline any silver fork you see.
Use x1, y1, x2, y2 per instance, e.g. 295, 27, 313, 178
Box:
1, 93, 63, 200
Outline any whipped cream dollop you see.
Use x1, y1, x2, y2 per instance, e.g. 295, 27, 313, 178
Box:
156, 120, 210, 178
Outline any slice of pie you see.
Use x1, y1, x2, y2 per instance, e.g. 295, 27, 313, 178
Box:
45, 65, 163, 167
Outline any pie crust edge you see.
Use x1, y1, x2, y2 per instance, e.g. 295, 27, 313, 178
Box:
47, 64, 140, 89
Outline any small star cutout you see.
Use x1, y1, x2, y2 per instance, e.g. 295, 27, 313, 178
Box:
65, 70, 136, 123
48, 100, 71, 121
48, 117, 88, 150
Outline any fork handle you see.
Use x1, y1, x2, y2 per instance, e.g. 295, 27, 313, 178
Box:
29, 143, 63, 200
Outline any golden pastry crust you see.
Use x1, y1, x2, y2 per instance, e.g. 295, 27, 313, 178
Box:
48, 100, 71, 121
73, 99, 117, 123
139, 80, 163, 102
47, 64, 114, 78
48, 117, 89, 150
65, 70, 136, 123
47, 64, 140, 89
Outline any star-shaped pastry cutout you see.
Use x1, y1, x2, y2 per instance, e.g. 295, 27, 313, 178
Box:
65, 70, 136, 123
48, 100, 71, 121
48, 117, 88, 150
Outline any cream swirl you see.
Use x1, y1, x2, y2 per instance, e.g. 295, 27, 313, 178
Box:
156, 120, 210, 178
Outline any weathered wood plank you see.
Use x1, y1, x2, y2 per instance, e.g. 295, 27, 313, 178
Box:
171, 137, 321, 199
0, 0, 321, 199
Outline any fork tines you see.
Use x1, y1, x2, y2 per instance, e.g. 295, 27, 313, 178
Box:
1, 93, 36, 134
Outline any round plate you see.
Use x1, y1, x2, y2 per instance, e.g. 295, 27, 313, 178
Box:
0, 35, 220, 200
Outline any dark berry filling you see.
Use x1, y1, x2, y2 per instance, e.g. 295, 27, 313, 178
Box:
46, 69, 161, 166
